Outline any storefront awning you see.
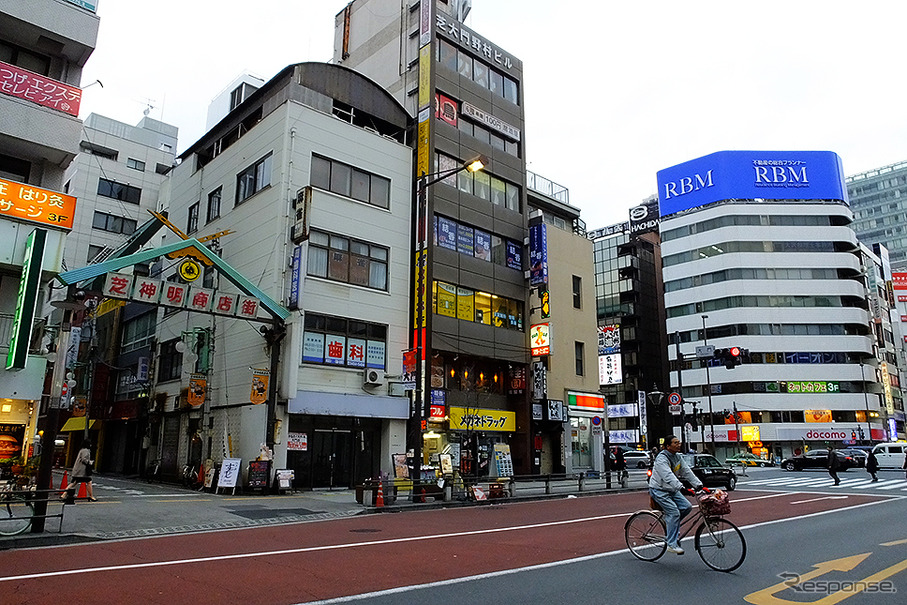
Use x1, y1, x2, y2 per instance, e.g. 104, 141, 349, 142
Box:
59, 418, 99, 432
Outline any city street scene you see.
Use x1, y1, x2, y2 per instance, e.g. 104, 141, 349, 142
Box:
2, 0, 907, 603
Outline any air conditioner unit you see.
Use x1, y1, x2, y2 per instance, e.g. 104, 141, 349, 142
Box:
363, 368, 385, 386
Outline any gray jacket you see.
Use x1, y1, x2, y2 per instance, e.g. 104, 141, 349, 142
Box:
649, 450, 701, 493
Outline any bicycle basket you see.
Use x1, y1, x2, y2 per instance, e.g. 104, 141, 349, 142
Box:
698, 491, 731, 516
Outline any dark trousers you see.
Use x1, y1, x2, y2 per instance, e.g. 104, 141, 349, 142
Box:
828, 469, 839, 484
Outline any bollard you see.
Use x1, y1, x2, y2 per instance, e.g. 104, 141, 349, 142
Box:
375, 479, 385, 508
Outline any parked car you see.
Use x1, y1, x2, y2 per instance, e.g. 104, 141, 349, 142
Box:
623, 450, 652, 469
680, 454, 737, 491
838, 448, 868, 468
781, 449, 856, 471
871, 443, 907, 468
725, 452, 774, 467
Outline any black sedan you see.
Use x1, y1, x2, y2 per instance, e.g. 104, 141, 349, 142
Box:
781, 449, 856, 471
680, 454, 737, 491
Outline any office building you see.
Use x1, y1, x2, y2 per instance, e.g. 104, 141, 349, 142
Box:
846, 160, 907, 270
0, 0, 98, 467
658, 151, 883, 460
336, 0, 533, 476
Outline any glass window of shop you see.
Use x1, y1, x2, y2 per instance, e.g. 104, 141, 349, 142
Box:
570, 417, 594, 468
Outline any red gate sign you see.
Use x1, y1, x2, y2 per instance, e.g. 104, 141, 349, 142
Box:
0, 61, 82, 116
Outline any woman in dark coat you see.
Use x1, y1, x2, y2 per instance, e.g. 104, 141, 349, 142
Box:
866, 450, 879, 482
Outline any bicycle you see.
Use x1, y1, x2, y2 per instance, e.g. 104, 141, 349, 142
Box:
0, 481, 34, 537
624, 489, 746, 572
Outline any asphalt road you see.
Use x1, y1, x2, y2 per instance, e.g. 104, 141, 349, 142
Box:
0, 485, 903, 605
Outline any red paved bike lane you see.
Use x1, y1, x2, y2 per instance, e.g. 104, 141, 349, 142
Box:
0, 490, 892, 605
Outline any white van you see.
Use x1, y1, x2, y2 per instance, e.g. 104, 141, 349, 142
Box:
871, 443, 906, 469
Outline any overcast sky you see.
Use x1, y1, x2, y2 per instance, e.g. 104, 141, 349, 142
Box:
80, 0, 907, 230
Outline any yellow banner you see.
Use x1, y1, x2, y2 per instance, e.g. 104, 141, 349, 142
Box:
804, 409, 832, 423
418, 44, 431, 109
250, 370, 269, 405
417, 118, 430, 177
449, 406, 516, 432
740, 425, 760, 442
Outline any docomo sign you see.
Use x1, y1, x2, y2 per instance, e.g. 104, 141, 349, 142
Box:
775, 427, 854, 441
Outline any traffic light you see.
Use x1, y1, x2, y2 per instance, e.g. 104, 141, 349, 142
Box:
714, 346, 747, 369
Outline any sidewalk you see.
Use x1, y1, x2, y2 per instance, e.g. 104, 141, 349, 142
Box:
1, 471, 364, 550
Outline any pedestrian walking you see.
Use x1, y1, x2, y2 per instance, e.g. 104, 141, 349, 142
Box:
827, 445, 840, 486
61, 439, 96, 503
866, 449, 879, 482
613, 447, 627, 482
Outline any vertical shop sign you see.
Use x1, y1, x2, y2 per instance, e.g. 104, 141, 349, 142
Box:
250, 369, 269, 405
528, 223, 549, 286
6, 228, 46, 369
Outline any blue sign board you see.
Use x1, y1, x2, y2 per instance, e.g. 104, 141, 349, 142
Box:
528, 223, 549, 286
656, 151, 848, 218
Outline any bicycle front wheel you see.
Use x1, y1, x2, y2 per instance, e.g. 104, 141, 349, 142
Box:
0, 496, 34, 537
695, 517, 746, 572
625, 511, 667, 561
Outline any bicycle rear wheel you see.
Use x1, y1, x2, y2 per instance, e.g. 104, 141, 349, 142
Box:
695, 517, 746, 572
625, 511, 667, 561
0, 496, 34, 536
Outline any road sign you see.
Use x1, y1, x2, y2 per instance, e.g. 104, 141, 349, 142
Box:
667, 392, 681, 405
670, 404, 682, 415
696, 345, 715, 358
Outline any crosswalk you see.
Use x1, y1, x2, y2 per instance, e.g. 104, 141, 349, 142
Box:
739, 474, 907, 492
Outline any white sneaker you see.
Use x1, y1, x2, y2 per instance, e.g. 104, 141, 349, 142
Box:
666, 544, 685, 555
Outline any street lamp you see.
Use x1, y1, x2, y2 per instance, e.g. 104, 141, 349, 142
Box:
701, 315, 715, 453
411, 156, 487, 490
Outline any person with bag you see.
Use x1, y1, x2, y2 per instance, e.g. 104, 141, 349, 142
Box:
648, 434, 707, 555
61, 439, 97, 503
866, 449, 879, 482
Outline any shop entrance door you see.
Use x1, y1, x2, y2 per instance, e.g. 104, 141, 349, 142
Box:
311, 429, 352, 488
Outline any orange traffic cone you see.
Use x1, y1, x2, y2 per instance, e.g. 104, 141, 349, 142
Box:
77, 482, 88, 499
59, 471, 68, 491
375, 479, 385, 508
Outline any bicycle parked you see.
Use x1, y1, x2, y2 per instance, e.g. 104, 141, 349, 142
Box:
0, 481, 34, 537
625, 489, 746, 572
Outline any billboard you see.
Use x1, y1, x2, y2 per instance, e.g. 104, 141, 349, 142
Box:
656, 151, 848, 218
528, 223, 549, 286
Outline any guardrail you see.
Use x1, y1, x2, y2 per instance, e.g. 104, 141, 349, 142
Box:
358, 469, 650, 507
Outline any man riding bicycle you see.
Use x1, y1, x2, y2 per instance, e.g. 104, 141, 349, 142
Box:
649, 434, 706, 555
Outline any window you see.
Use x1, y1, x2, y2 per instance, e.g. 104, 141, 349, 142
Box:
307, 229, 388, 290
187, 202, 199, 234
87, 244, 106, 264
98, 178, 141, 204
207, 187, 221, 222
92, 211, 137, 235
436, 152, 521, 212
572, 275, 582, 309
236, 154, 272, 204
310, 155, 391, 209
0, 41, 50, 76
157, 339, 183, 382
434, 215, 519, 268
121, 313, 155, 353
0, 152, 30, 182
433, 281, 523, 331
127, 158, 146, 171
575, 341, 585, 376
302, 313, 387, 369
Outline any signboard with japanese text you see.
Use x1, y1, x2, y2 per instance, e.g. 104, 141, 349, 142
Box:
598, 324, 620, 354
508, 365, 525, 394
250, 369, 269, 405
546, 400, 566, 422
566, 392, 605, 413
287, 432, 308, 451
324, 335, 346, 365
528, 223, 549, 286
449, 406, 516, 432
530, 323, 550, 357
435, 93, 457, 126
0, 178, 77, 230
133, 276, 162, 303
216, 458, 241, 490
599, 353, 622, 385
532, 360, 546, 400
804, 409, 833, 423
6, 228, 45, 369
609, 429, 639, 444
188, 287, 215, 312
608, 403, 638, 418
247, 459, 271, 489
346, 338, 366, 368
0, 61, 82, 117
104, 272, 262, 318
188, 374, 206, 407
289, 245, 302, 310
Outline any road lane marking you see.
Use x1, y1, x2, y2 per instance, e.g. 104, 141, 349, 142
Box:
744, 553, 871, 605
0, 492, 894, 587
0, 510, 637, 583
790, 496, 848, 505
881, 538, 907, 546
